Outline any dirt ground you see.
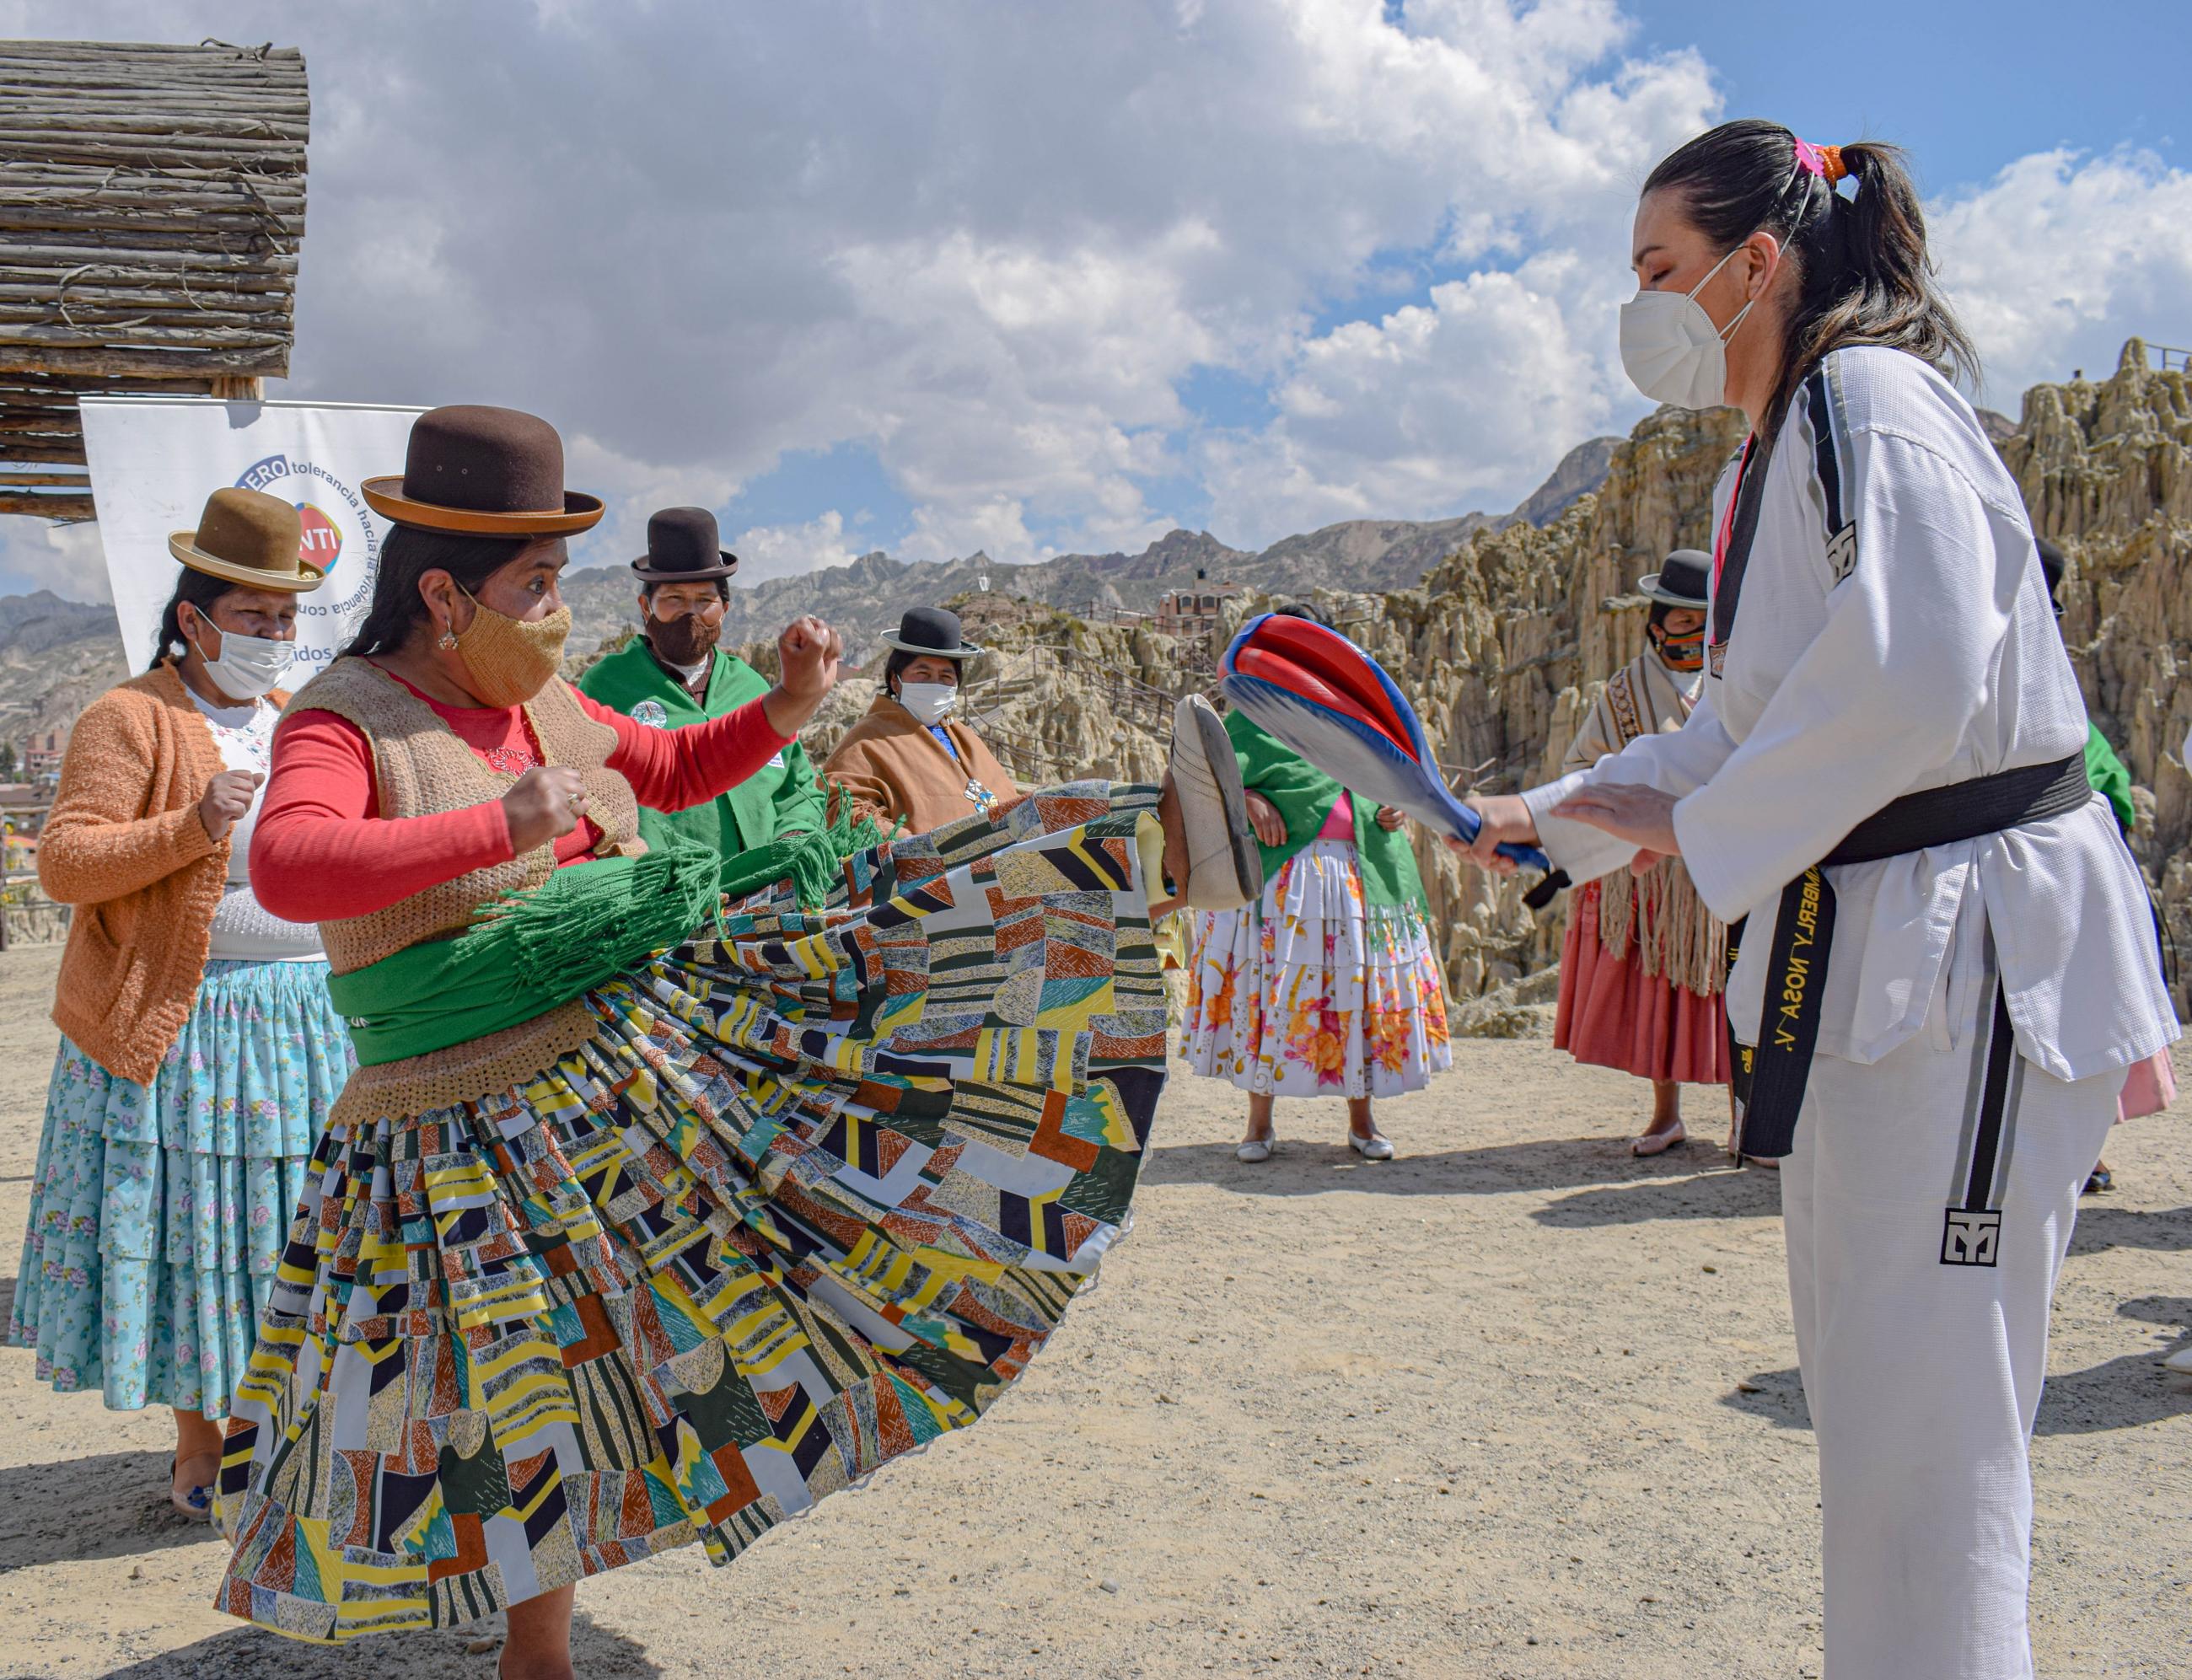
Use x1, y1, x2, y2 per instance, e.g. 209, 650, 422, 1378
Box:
0, 941, 2184, 1679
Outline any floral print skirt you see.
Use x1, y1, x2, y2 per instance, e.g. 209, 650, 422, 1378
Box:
1185, 839, 1451, 1099
9, 958, 353, 1415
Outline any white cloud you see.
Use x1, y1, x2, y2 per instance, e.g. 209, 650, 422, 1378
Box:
0, 0, 1717, 586
725, 513, 863, 585
0, 518, 112, 602
1201, 249, 1640, 542
561, 434, 738, 573
1931, 149, 2192, 409
3, 4, 2175, 602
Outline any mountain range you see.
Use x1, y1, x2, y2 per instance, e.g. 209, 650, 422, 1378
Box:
0, 433, 1620, 745
558, 433, 1620, 659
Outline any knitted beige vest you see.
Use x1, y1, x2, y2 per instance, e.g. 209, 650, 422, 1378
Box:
293, 656, 646, 1124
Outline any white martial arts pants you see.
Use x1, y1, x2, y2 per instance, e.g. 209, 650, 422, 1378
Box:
1781, 926, 2120, 1680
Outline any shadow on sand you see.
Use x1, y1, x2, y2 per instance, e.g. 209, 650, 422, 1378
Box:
1147, 1132, 1775, 1211
92, 1613, 661, 1678
0, 1450, 220, 1576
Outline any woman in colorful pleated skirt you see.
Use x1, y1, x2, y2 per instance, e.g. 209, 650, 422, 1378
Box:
1185, 654, 1451, 1163
212, 405, 1260, 1672
11, 488, 354, 1519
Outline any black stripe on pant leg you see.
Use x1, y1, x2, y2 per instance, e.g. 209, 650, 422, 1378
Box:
1965, 985, 2017, 1210
1942, 982, 2015, 1267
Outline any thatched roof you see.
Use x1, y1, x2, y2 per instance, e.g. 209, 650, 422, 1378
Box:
0, 39, 309, 518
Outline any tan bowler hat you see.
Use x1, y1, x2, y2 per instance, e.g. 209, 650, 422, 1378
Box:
166, 487, 325, 592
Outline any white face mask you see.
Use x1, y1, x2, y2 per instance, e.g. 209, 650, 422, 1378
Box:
1619, 241, 1763, 411
186, 615, 293, 700
897, 681, 958, 725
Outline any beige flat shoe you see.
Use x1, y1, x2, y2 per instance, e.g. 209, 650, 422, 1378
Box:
1168, 695, 1262, 911
1632, 1120, 1687, 1157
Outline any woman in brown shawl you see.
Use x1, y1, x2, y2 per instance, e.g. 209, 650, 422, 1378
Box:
823, 606, 1018, 832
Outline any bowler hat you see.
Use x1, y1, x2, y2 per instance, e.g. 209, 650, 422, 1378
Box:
631, 507, 739, 582
167, 486, 324, 592
1637, 549, 1711, 608
362, 405, 604, 536
880, 605, 982, 660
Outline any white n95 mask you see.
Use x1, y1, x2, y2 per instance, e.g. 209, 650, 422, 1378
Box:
1619, 242, 1760, 411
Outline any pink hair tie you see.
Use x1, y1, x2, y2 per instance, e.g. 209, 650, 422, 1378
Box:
1794, 138, 1851, 185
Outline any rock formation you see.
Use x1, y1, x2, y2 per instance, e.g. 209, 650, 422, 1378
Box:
2001, 340, 2192, 1012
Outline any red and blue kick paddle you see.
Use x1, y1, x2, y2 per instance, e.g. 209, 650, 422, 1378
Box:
1218, 612, 1553, 878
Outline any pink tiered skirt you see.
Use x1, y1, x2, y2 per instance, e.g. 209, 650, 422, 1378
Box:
1554, 879, 1727, 1085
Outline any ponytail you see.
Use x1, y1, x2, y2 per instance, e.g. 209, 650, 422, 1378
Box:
1642, 120, 1978, 429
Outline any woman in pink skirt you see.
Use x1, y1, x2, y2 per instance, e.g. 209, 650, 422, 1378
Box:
1551, 551, 1728, 1154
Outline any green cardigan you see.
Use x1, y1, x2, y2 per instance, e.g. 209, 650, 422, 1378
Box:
1224, 709, 1425, 913
578, 639, 827, 860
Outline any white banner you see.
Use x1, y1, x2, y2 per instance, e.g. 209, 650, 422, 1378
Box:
79, 396, 425, 679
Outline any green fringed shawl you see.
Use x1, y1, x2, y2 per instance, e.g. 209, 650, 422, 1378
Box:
1224, 708, 1426, 914
326, 810, 886, 1067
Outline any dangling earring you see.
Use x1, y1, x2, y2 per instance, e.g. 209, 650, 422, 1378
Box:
436, 620, 459, 652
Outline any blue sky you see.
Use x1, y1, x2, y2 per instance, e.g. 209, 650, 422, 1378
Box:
2, 0, 2187, 599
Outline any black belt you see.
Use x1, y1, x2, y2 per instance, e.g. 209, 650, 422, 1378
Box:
1729, 753, 2093, 1159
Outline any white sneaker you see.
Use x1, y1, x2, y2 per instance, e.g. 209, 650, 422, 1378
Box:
1168, 695, 1262, 911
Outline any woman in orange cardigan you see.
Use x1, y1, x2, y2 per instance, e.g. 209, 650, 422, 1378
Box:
8, 488, 354, 1521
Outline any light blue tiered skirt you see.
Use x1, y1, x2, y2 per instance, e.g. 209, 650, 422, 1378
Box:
8, 958, 353, 1415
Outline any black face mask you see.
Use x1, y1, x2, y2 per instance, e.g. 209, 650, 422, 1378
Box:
647, 605, 720, 669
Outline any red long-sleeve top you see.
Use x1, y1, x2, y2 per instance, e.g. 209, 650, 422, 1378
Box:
250, 668, 788, 923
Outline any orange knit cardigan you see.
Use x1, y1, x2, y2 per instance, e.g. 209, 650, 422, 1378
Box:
39, 662, 286, 1085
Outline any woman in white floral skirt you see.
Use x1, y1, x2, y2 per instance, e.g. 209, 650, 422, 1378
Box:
1185, 620, 1451, 1161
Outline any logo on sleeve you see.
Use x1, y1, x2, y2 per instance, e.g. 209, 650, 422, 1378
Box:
631, 699, 669, 728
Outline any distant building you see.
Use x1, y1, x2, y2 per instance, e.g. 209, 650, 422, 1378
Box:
1154, 573, 1241, 636
23, 727, 67, 784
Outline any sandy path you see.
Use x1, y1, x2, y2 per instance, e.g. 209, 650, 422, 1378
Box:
0, 942, 2184, 1678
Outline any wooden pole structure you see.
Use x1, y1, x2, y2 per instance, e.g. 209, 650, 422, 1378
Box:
0, 40, 308, 528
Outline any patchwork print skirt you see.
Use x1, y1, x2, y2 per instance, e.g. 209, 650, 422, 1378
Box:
213, 784, 1169, 1643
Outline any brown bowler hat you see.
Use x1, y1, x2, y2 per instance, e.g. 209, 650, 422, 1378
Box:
362, 405, 604, 535
166, 486, 324, 591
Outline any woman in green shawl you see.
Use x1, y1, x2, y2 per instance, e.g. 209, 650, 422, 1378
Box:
1185, 611, 1453, 1162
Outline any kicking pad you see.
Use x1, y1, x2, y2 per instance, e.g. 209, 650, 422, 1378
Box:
1218, 612, 1551, 877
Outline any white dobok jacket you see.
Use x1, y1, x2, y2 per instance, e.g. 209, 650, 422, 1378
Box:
1523, 346, 2177, 1082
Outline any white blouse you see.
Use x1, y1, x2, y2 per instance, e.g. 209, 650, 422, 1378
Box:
188, 690, 324, 963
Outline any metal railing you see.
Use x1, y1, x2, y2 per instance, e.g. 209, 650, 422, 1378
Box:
2152, 344, 2191, 374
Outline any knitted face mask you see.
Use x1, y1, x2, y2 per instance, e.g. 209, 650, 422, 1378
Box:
454, 585, 571, 707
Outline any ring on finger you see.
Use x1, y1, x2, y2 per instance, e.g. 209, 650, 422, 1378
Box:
567, 792, 585, 813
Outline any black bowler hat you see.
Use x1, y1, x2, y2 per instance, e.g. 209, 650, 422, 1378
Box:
880, 605, 982, 660
631, 507, 739, 582
1638, 549, 1711, 608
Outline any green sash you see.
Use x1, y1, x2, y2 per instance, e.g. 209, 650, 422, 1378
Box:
1223, 708, 1426, 913
325, 812, 886, 1067
325, 839, 723, 1066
